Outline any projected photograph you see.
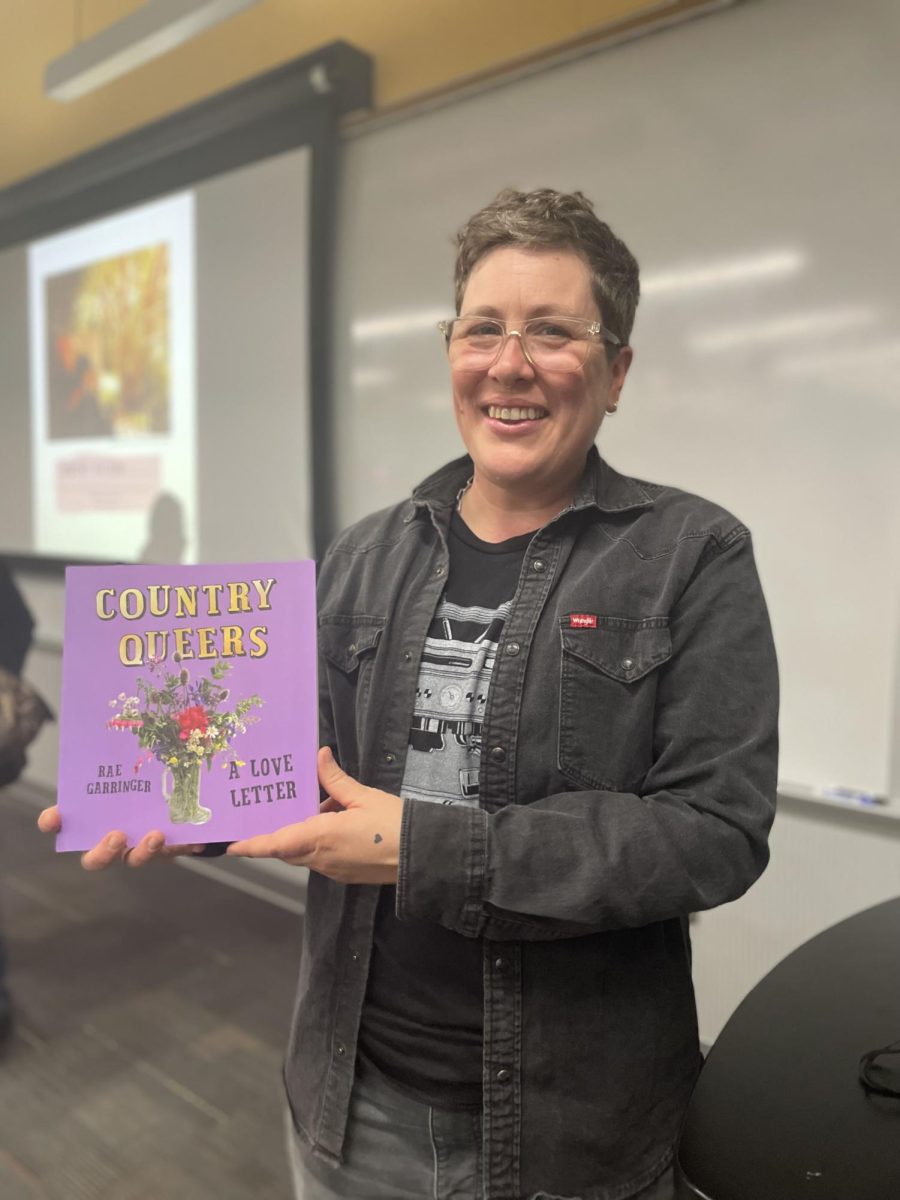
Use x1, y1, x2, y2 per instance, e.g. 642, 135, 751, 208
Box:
29, 192, 196, 561
46, 244, 171, 441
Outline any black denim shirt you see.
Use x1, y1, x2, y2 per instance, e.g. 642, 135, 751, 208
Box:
284, 448, 779, 1200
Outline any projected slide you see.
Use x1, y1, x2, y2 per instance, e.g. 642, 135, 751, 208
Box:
1, 145, 311, 564
29, 194, 196, 562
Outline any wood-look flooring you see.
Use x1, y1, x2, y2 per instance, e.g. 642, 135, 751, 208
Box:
0, 784, 303, 1200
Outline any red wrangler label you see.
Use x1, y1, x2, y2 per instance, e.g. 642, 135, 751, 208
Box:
569, 613, 598, 629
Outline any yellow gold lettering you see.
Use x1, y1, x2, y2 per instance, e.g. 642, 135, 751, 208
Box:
248, 626, 268, 658
147, 585, 170, 617
227, 581, 251, 613
221, 625, 246, 657
120, 588, 145, 620
196, 627, 218, 659
96, 589, 116, 620
146, 630, 170, 661
119, 633, 143, 666
201, 583, 223, 617
174, 586, 198, 618
253, 578, 276, 610
174, 627, 195, 660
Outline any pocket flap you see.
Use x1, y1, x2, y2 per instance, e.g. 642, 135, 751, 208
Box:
559, 615, 671, 683
318, 618, 385, 672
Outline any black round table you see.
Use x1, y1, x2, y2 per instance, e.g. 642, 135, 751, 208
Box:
678, 897, 900, 1199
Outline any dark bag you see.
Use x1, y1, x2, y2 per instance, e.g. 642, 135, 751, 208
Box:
0, 666, 53, 788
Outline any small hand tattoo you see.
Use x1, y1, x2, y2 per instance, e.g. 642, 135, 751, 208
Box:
373, 833, 383, 844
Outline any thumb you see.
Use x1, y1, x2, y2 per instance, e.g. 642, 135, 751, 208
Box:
38, 805, 62, 834
317, 746, 367, 809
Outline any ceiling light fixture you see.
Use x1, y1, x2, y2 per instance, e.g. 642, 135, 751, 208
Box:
45, 0, 262, 102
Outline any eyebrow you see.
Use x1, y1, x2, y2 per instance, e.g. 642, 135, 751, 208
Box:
459, 305, 588, 319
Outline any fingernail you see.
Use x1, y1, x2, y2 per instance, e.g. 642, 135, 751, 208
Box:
147, 836, 163, 852
107, 835, 124, 851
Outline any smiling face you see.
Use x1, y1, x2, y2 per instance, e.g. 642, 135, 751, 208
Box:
451, 245, 631, 507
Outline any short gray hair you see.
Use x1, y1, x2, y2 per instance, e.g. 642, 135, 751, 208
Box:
453, 188, 640, 347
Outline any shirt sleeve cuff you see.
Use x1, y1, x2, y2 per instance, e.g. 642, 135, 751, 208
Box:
396, 799, 488, 938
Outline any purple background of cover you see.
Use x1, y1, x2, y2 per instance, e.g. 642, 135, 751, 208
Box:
57, 561, 318, 851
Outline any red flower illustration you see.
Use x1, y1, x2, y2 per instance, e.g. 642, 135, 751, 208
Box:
176, 705, 209, 741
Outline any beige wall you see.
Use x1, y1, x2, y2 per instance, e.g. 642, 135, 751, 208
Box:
2, 0, 716, 188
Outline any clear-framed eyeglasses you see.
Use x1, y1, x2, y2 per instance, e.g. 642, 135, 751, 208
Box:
438, 315, 622, 373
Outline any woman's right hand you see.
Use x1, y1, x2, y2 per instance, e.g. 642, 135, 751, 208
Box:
37, 805, 204, 870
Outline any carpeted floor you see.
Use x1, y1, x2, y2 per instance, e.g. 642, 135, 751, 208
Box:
0, 783, 304, 1200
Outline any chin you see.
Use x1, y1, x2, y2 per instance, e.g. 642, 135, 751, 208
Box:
471, 444, 536, 479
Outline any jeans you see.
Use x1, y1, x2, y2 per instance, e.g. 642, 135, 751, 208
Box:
287, 1061, 482, 1200
286, 1061, 676, 1200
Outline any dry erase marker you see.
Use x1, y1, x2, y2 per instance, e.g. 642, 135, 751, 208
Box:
820, 786, 888, 807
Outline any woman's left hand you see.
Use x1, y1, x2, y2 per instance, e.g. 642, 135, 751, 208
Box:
226, 746, 402, 884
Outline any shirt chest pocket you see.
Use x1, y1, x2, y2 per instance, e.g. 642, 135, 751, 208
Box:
318, 617, 385, 770
557, 616, 671, 793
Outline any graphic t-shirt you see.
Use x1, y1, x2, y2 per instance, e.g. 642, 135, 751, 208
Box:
357, 510, 534, 1109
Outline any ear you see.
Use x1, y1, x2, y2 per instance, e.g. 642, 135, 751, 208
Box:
607, 346, 633, 411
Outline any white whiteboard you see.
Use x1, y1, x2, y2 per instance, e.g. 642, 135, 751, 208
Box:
332, 0, 900, 798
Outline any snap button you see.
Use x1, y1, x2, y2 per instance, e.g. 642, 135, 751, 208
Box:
621, 658, 634, 671
351, 952, 360, 962
496, 1068, 511, 1083
531, 559, 546, 573
505, 641, 521, 657
384, 752, 396, 765
348, 643, 357, 654
435, 565, 446, 577
494, 956, 507, 971
403, 651, 412, 663
489, 746, 506, 763
336, 1043, 346, 1056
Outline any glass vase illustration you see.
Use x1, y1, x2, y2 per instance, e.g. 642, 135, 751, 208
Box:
162, 760, 212, 825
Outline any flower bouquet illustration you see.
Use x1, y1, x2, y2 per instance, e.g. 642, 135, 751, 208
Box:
106, 659, 262, 825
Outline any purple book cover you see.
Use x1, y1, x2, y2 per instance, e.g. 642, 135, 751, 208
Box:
56, 561, 318, 851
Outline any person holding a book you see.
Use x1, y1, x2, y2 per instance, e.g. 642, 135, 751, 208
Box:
40, 189, 779, 1200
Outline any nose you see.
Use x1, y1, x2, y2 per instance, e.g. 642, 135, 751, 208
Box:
488, 330, 535, 382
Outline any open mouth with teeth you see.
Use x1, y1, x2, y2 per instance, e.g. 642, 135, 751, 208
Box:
486, 405, 548, 423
